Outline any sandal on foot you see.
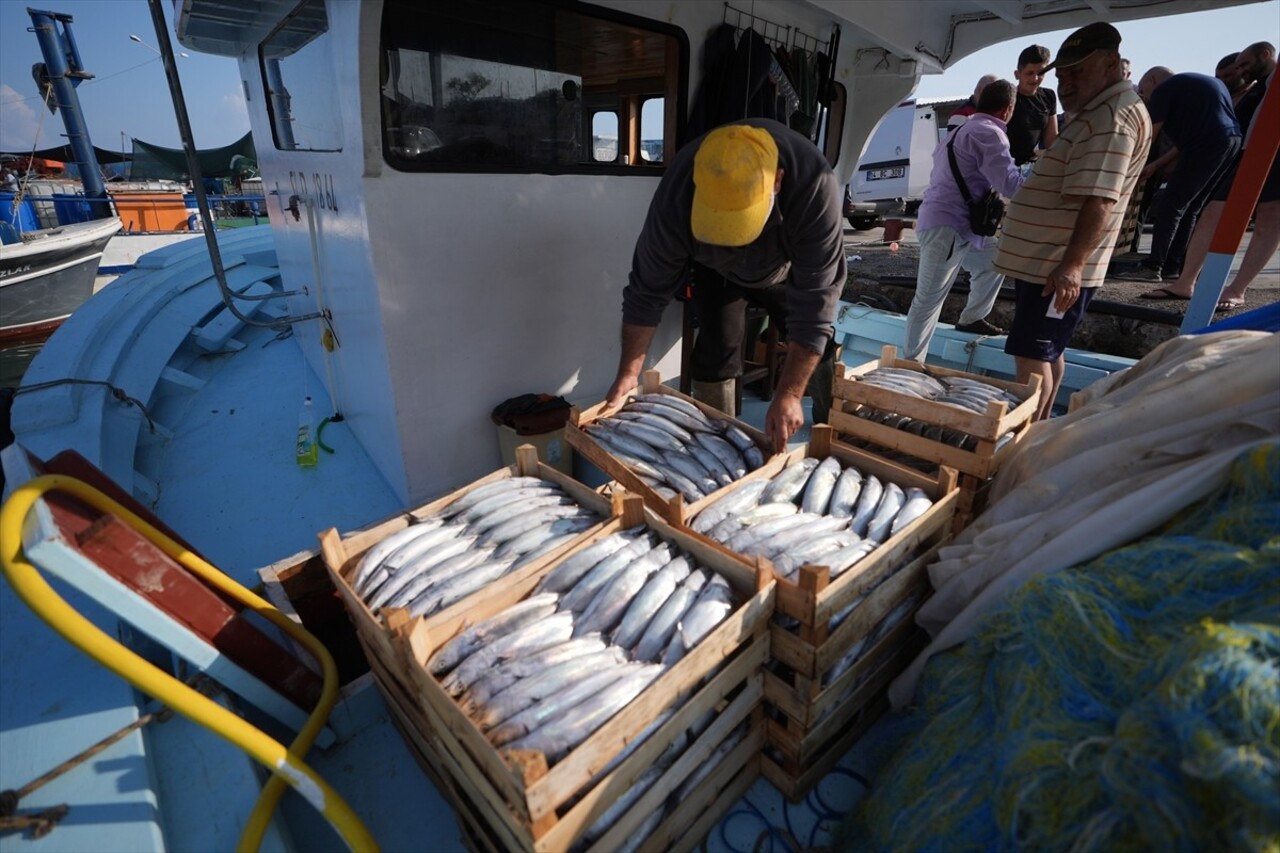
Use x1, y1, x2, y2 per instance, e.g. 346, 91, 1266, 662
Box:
1215, 297, 1245, 312
1138, 287, 1190, 300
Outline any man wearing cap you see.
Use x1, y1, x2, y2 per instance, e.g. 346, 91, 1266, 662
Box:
606, 118, 846, 452
994, 22, 1151, 421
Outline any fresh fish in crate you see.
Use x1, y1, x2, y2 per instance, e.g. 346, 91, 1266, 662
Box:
366, 533, 479, 611
405, 555, 521, 618
613, 803, 668, 853
632, 570, 710, 663
611, 555, 692, 651
611, 409, 695, 443
673, 724, 749, 806
722, 512, 810, 553
456, 484, 562, 524
688, 443, 735, 487
707, 501, 797, 542
746, 514, 851, 560
890, 487, 934, 536
864, 482, 906, 544
849, 474, 884, 537
827, 465, 863, 518
503, 664, 664, 762
350, 517, 445, 594
579, 764, 665, 851
823, 592, 922, 687
689, 479, 768, 534
625, 400, 718, 435
382, 545, 497, 610
480, 504, 588, 550
438, 476, 546, 519
633, 392, 712, 424
459, 635, 610, 712
674, 574, 734, 650
769, 532, 860, 578
559, 535, 658, 613
800, 456, 843, 514
535, 530, 641, 594
761, 457, 820, 504
440, 611, 576, 697
498, 514, 596, 559
573, 544, 673, 636
694, 432, 749, 479
487, 663, 643, 748
427, 592, 561, 675
473, 648, 631, 731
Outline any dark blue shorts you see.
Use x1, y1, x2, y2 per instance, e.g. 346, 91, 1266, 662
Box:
1211, 153, 1280, 203
1003, 279, 1096, 361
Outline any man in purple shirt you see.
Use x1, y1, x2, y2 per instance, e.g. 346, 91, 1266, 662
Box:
904, 79, 1025, 361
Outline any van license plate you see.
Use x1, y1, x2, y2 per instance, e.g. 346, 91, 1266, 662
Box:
867, 166, 905, 180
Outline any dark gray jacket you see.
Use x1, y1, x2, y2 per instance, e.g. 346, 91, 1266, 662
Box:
622, 117, 846, 355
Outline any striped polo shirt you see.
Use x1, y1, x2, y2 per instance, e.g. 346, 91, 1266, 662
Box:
994, 80, 1152, 287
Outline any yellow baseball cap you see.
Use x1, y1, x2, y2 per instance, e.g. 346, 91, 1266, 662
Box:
691, 125, 779, 247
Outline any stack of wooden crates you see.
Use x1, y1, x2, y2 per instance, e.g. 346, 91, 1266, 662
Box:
828, 345, 1042, 532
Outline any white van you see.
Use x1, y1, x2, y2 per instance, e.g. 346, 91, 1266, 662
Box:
845, 97, 966, 228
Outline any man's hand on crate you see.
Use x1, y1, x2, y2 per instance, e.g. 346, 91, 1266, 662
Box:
766, 392, 804, 454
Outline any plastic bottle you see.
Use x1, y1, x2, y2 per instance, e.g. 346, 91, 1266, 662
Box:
296, 396, 318, 468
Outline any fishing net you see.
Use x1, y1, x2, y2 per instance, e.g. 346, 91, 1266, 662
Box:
842, 441, 1280, 851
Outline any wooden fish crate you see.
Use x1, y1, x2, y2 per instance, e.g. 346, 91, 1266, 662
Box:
321, 487, 775, 853
565, 368, 776, 526
829, 344, 1041, 481
681, 425, 957, 801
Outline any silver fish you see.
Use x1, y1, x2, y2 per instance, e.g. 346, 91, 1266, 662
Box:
723, 511, 811, 552
383, 545, 495, 611
535, 531, 637, 594
624, 400, 717, 435
721, 423, 757, 453
761, 457, 820, 504
479, 504, 585, 548
611, 410, 694, 444
695, 432, 748, 479
587, 422, 665, 465
366, 533, 478, 610
678, 574, 734, 649
611, 555, 692, 651
827, 466, 863, 518
890, 487, 933, 536
609, 418, 687, 454
660, 451, 718, 496
673, 725, 747, 801
473, 648, 630, 731
465, 495, 573, 536
487, 663, 643, 748
651, 462, 706, 502
510, 527, 592, 570
350, 518, 443, 594
690, 479, 768, 534
502, 664, 663, 761
440, 611, 576, 697
459, 635, 608, 713
865, 482, 905, 544
427, 592, 560, 675
440, 476, 546, 519
849, 474, 883, 536
457, 485, 562, 524
634, 393, 711, 424
753, 515, 850, 559
632, 570, 709, 663
800, 456, 843, 515
495, 514, 596, 559
574, 545, 673, 637
560, 535, 656, 613
581, 765, 664, 849
688, 444, 735, 487
406, 555, 519, 618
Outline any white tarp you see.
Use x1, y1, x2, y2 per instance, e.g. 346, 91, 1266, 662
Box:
889, 331, 1280, 709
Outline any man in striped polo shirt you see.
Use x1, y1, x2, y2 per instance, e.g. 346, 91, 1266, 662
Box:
994, 22, 1152, 420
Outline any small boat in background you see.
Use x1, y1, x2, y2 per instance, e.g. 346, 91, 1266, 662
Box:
0, 215, 120, 344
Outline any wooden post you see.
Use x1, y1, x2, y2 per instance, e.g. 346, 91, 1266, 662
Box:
810, 424, 832, 458
515, 444, 539, 476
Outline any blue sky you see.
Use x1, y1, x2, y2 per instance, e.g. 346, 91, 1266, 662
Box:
1, 0, 1277, 154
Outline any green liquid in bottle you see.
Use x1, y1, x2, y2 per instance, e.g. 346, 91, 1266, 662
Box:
296, 397, 318, 468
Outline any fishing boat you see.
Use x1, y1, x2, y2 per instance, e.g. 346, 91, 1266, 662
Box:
0, 0, 1272, 851
0, 216, 120, 345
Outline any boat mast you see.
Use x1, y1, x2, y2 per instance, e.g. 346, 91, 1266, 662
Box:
27, 8, 111, 221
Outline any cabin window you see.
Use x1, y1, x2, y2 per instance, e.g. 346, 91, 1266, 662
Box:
259, 0, 343, 152
379, 0, 685, 174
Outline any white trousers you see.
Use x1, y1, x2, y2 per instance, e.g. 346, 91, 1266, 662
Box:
902, 225, 1005, 361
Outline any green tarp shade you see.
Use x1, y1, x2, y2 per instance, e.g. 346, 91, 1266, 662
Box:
128, 132, 257, 180
0, 144, 130, 164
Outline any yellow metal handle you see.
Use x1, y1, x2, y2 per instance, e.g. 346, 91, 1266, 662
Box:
0, 474, 378, 852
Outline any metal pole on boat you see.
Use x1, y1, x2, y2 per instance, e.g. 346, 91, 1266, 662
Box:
26, 10, 111, 221
142, 0, 324, 330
